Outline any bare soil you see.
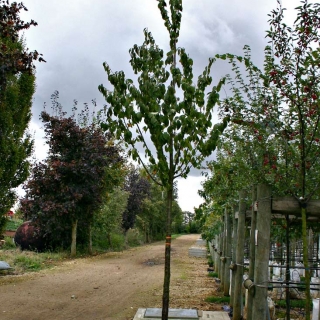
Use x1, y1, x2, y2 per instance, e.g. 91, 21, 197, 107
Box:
0, 234, 221, 320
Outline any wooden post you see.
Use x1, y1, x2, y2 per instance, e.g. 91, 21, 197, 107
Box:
219, 233, 223, 280
252, 184, 271, 320
221, 214, 227, 289
209, 240, 214, 261
224, 207, 231, 296
210, 240, 213, 261
246, 186, 257, 320
215, 236, 220, 275
233, 190, 247, 320
230, 205, 238, 308
285, 214, 291, 320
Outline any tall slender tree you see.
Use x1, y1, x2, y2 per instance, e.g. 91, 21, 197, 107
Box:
99, 1, 228, 318
0, 0, 45, 232
264, 2, 320, 318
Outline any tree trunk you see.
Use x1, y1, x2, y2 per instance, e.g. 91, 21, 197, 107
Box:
107, 233, 112, 248
233, 190, 246, 320
221, 227, 226, 290
252, 184, 271, 320
230, 205, 238, 308
71, 219, 78, 258
219, 233, 223, 280
302, 205, 311, 320
246, 186, 257, 320
88, 222, 93, 255
162, 120, 174, 320
224, 208, 231, 296
285, 214, 290, 320
125, 230, 128, 249
214, 236, 220, 276
162, 186, 173, 320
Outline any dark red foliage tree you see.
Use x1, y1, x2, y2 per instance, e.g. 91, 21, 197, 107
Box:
20, 93, 124, 256
122, 167, 151, 234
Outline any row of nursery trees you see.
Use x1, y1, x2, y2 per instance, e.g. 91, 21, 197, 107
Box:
196, 2, 320, 319
1, 0, 319, 319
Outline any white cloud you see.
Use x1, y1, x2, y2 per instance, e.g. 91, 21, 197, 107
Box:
29, 120, 48, 161
177, 176, 203, 212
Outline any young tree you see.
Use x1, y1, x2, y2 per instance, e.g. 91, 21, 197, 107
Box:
21, 94, 124, 256
93, 187, 129, 249
264, 2, 320, 317
0, 0, 44, 233
98, 1, 228, 317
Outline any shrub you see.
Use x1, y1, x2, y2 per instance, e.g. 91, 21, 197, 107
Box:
2, 236, 16, 249
13, 253, 43, 271
109, 233, 126, 251
127, 228, 144, 247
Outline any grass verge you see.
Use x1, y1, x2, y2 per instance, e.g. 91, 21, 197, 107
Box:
0, 247, 69, 274
208, 272, 219, 278
205, 296, 231, 304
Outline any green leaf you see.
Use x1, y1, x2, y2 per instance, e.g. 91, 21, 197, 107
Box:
124, 130, 132, 142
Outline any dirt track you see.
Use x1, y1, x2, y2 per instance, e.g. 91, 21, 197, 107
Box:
0, 234, 219, 320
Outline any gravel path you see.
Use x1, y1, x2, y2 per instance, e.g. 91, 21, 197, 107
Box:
0, 234, 219, 320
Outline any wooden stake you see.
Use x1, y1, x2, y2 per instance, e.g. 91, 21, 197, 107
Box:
230, 205, 238, 308
224, 207, 231, 296
246, 186, 257, 320
233, 190, 247, 320
252, 184, 271, 320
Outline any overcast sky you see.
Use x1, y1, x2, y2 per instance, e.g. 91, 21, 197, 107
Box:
19, 0, 307, 212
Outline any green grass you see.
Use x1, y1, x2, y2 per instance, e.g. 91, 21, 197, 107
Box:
179, 270, 188, 280
205, 296, 230, 304
208, 272, 219, 278
2, 236, 16, 249
207, 255, 214, 267
171, 233, 186, 240
276, 299, 312, 309
13, 255, 43, 271
0, 248, 69, 273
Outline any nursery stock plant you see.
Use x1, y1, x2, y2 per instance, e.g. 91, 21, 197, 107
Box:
200, 1, 320, 318
98, 1, 229, 318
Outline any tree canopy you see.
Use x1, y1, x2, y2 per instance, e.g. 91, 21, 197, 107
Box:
0, 0, 45, 233
198, 1, 320, 318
